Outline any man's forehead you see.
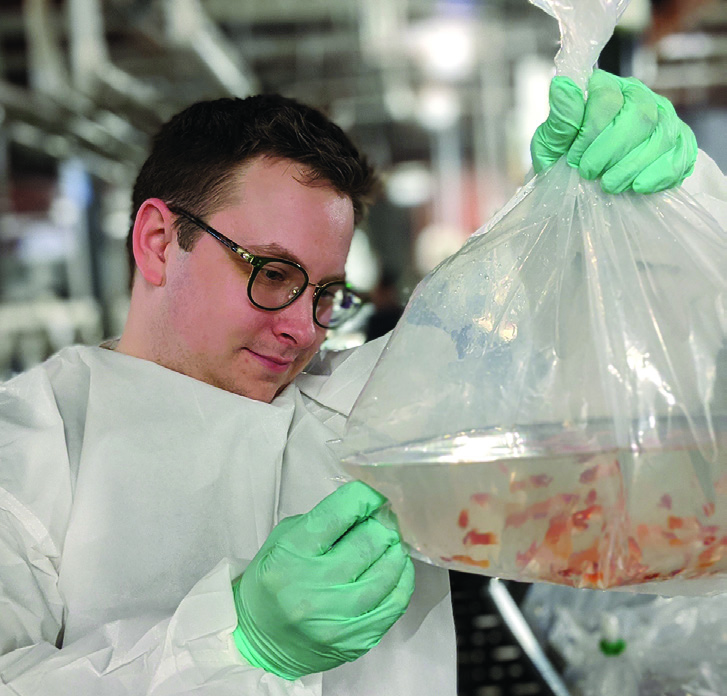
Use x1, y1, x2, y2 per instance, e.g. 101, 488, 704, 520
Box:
211, 157, 354, 278
231, 155, 346, 202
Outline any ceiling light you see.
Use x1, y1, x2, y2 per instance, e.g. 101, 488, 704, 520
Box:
408, 18, 476, 82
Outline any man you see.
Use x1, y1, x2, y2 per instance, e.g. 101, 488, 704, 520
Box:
0, 73, 722, 695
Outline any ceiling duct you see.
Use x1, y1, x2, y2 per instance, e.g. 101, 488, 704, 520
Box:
0, 0, 148, 181
66, 0, 166, 128
163, 0, 258, 97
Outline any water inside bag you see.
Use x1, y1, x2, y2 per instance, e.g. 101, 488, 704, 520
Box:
345, 417, 727, 590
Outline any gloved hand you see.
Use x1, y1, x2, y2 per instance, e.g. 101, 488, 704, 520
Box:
531, 69, 698, 193
232, 480, 415, 680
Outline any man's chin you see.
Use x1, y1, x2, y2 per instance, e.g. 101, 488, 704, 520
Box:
212, 371, 289, 403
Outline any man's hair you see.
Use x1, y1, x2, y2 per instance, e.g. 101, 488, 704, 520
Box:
126, 94, 378, 277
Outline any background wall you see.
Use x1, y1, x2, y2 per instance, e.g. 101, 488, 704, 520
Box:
2, 0, 725, 374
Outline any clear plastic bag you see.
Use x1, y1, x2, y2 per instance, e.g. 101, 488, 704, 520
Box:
335, 0, 727, 592
522, 584, 727, 695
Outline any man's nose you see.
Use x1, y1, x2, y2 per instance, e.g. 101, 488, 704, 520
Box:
274, 287, 320, 345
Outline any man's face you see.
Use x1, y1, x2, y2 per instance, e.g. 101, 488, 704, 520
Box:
157, 156, 355, 402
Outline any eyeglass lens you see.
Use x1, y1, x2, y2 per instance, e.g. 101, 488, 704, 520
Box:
250, 260, 359, 328
314, 282, 356, 328
251, 260, 306, 308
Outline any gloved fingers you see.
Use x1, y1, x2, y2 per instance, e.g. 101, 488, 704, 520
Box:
358, 551, 416, 627
258, 514, 303, 554
285, 481, 388, 557
572, 74, 660, 179
530, 76, 585, 174
298, 556, 413, 667
325, 516, 403, 582
565, 70, 625, 168
631, 123, 698, 193
337, 539, 412, 614
325, 549, 414, 655
352, 556, 416, 654
598, 97, 678, 193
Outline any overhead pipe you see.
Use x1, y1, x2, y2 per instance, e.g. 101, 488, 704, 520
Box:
0, 0, 147, 177
67, 0, 165, 123
23, 0, 70, 99
163, 0, 258, 97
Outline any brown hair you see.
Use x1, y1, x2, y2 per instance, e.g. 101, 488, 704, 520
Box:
127, 94, 378, 277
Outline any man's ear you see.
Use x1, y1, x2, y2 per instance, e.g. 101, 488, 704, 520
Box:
132, 198, 175, 287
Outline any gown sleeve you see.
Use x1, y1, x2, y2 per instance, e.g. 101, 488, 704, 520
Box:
0, 365, 322, 696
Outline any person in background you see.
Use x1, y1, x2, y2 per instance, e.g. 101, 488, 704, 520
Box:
364, 269, 405, 342
0, 68, 720, 695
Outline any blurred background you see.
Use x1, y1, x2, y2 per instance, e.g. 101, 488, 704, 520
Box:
1, 2, 727, 695
1, 0, 726, 376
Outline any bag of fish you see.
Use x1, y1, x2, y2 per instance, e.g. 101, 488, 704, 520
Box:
335, 0, 727, 594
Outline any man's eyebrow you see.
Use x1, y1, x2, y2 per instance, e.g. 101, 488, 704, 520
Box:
242, 241, 347, 285
246, 241, 301, 263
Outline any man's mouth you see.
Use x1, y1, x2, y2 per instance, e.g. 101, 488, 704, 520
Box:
246, 349, 294, 373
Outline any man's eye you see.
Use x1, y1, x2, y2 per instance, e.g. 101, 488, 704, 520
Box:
262, 267, 286, 283
317, 291, 335, 306
257, 261, 297, 285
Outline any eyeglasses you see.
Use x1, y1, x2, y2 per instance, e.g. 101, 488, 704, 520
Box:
168, 206, 363, 329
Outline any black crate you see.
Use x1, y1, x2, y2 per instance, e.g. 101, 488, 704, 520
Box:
450, 571, 571, 696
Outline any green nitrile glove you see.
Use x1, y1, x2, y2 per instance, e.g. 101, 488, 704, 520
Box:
531, 69, 698, 194
530, 75, 585, 174
232, 481, 415, 680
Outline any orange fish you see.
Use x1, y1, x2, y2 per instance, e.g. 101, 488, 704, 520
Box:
544, 513, 573, 558
627, 537, 642, 562
471, 493, 491, 506
458, 509, 469, 529
572, 505, 602, 530
450, 554, 490, 569
463, 530, 498, 546
668, 516, 684, 530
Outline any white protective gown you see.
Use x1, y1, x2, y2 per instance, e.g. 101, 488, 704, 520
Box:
0, 150, 725, 695
0, 336, 456, 696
